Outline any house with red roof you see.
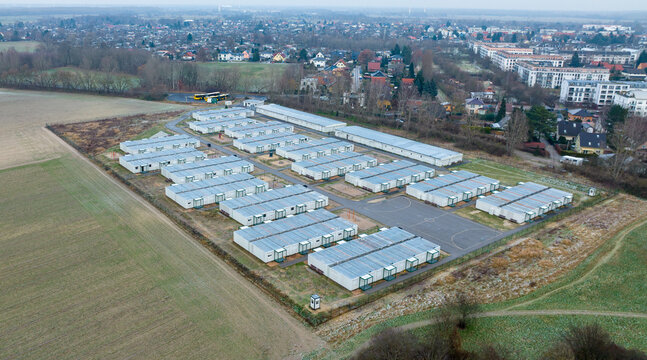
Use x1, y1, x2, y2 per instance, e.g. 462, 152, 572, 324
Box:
368, 61, 381, 72
401, 78, 414, 86
591, 61, 624, 71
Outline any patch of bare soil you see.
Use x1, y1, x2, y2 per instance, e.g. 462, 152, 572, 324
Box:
209, 133, 232, 143
50, 110, 184, 155
318, 194, 647, 343
336, 209, 381, 233
256, 153, 292, 168
327, 181, 370, 198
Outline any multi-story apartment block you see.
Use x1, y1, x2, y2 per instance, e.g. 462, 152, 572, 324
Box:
613, 90, 647, 117
560, 80, 647, 106
516, 62, 610, 88
491, 51, 565, 71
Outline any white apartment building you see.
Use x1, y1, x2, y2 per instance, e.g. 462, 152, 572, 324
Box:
577, 50, 638, 65
491, 51, 564, 71
613, 90, 647, 117
560, 80, 647, 106
479, 44, 533, 59
516, 62, 610, 88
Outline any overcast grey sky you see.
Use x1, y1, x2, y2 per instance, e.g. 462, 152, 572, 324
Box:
1, 0, 646, 12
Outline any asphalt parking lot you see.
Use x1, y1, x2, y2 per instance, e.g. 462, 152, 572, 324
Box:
357, 195, 503, 256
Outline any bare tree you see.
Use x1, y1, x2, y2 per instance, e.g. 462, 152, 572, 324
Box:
607, 116, 647, 180
505, 109, 529, 156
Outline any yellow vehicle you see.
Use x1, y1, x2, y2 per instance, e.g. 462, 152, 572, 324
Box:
205, 93, 230, 103
193, 92, 220, 100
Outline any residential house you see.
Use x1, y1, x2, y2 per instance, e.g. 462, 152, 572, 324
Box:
567, 109, 595, 126
310, 52, 327, 68
368, 61, 381, 72
181, 52, 195, 61
470, 91, 495, 102
218, 51, 232, 61
369, 70, 387, 85
557, 120, 593, 141
401, 78, 414, 87
272, 52, 286, 63
389, 55, 403, 64
259, 52, 274, 61
575, 132, 606, 155
465, 98, 486, 115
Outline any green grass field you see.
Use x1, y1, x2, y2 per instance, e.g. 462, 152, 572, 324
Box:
0, 41, 42, 53
411, 315, 647, 359
197, 61, 288, 78
455, 158, 589, 193
197, 62, 288, 92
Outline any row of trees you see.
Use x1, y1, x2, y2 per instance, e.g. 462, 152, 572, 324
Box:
0, 41, 302, 95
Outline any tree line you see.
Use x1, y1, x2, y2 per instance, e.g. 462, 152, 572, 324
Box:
0, 41, 298, 95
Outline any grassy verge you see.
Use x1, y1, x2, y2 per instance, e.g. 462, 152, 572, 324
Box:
453, 204, 520, 231
410, 315, 647, 359
456, 158, 589, 193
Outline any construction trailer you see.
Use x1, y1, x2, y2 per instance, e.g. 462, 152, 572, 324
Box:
188, 117, 256, 134
233, 209, 358, 263
161, 156, 254, 184
219, 185, 329, 226
192, 108, 254, 121
224, 121, 294, 139
119, 148, 206, 173
406, 170, 500, 207
242, 98, 265, 108
165, 173, 268, 209
120, 134, 199, 154
307, 227, 441, 291
335, 126, 463, 166
255, 103, 347, 133
291, 152, 378, 180
345, 160, 435, 193
276, 138, 354, 161
475, 182, 573, 223
233, 132, 310, 153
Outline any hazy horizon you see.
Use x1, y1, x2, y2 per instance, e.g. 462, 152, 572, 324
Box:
1, 0, 647, 12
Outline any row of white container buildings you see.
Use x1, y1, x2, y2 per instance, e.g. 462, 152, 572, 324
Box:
308, 227, 441, 291
224, 121, 294, 139
292, 152, 378, 180
276, 138, 354, 161
192, 108, 254, 121
119, 148, 206, 173
345, 160, 435, 193
255, 103, 347, 133
233, 209, 358, 263
166, 173, 268, 209
475, 182, 573, 223
160, 156, 254, 184
406, 170, 500, 207
188, 117, 256, 134
233, 132, 310, 153
335, 126, 463, 166
220, 185, 329, 226
120, 134, 199, 154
